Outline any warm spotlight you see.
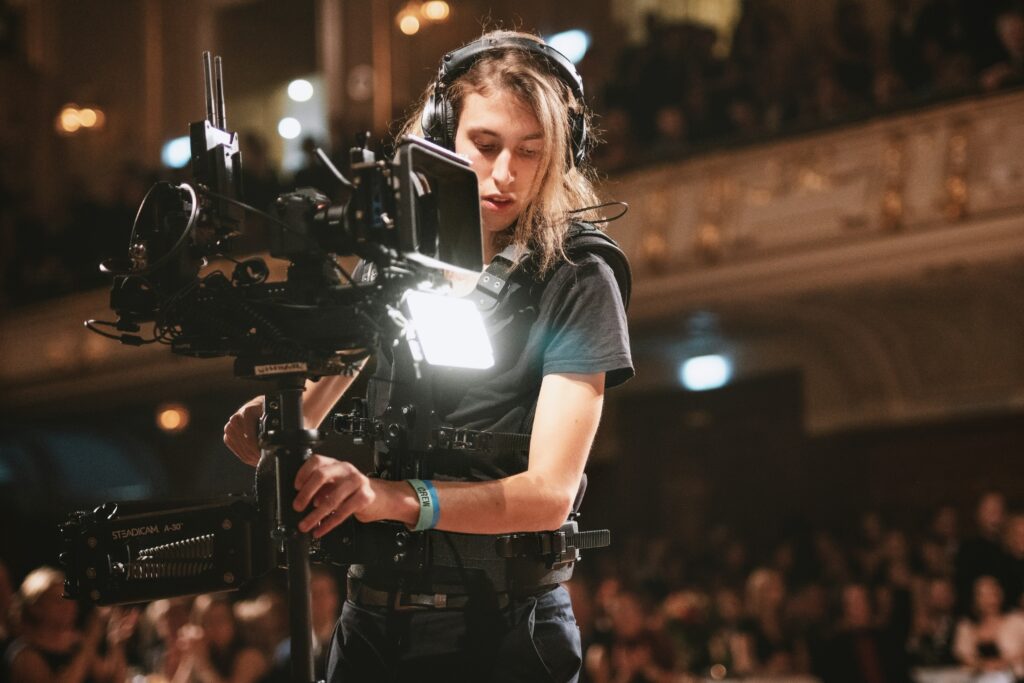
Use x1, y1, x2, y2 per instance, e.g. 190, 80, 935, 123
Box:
77, 108, 98, 128
422, 1, 450, 21
58, 106, 81, 133
156, 402, 190, 434
398, 13, 420, 35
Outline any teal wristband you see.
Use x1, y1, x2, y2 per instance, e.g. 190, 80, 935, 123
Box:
407, 479, 440, 531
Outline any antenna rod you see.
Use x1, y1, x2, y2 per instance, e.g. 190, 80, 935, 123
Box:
214, 55, 227, 130
202, 51, 217, 125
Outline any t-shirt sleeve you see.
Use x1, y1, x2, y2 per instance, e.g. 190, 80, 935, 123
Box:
538, 254, 634, 388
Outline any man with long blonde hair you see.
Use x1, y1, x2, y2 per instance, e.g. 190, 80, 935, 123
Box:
225, 30, 632, 681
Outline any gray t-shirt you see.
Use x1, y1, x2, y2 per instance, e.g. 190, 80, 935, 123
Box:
366, 251, 633, 481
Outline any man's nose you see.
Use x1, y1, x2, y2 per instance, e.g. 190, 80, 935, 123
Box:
491, 148, 514, 187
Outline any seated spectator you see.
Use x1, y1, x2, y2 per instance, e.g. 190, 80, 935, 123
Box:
854, 511, 888, 580
829, 0, 876, 105
956, 491, 1011, 615
706, 586, 755, 676
232, 588, 287, 659
6, 566, 137, 683
914, 0, 972, 91
907, 576, 958, 667
816, 582, 912, 683
171, 593, 267, 683
887, 0, 928, 92
980, 3, 1024, 91
740, 567, 804, 674
953, 575, 1024, 679
917, 504, 960, 578
139, 597, 192, 680
1004, 513, 1024, 610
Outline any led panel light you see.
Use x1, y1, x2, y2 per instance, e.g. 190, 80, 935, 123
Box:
403, 290, 494, 369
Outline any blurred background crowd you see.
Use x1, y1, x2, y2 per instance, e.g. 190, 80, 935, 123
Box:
593, 0, 1024, 167
3, 490, 1024, 682
3, 0, 1024, 308
4, 0, 1024, 681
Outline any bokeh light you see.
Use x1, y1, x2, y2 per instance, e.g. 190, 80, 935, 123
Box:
156, 402, 190, 434
77, 108, 98, 127
422, 1, 450, 21
545, 29, 591, 64
287, 78, 314, 102
398, 13, 420, 35
58, 106, 81, 133
278, 116, 302, 139
161, 136, 192, 168
679, 354, 733, 391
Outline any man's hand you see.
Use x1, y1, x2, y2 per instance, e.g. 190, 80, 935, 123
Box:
293, 455, 381, 537
223, 397, 263, 466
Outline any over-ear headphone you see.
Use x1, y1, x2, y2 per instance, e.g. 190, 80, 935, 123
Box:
420, 35, 589, 168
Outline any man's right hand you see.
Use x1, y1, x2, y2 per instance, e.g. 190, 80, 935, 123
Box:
223, 396, 263, 466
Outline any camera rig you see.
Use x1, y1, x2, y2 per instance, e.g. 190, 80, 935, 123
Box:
62, 52, 493, 683
61, 52, 612, 683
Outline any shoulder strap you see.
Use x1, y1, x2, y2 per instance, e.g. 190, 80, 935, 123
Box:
466, 243, 531, 312
467, 224, 632, 312
564, 222, 632, 310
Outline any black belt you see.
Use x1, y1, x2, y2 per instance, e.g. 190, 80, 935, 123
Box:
347, 575, 519, 611
319, 521, 606, 583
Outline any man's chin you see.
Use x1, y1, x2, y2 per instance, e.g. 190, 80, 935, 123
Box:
482, 221, 516, 235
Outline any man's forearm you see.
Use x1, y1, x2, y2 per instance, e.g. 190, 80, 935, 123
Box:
302, 359, 367, 428
370, 471, 573, 534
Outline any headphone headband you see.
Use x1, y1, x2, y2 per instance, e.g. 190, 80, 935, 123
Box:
420, 35, 589, 167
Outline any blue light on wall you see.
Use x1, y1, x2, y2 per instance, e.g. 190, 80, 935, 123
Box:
160, 136, 191, 169
680, 354, 733, 391
545, 29, 591, 64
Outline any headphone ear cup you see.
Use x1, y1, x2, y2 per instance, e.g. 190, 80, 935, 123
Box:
420, 87, 443, 147
421, 86, 457, 151
439, 95, 456, 150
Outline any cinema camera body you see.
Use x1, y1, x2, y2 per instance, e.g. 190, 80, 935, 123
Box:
61, 52, 489, 608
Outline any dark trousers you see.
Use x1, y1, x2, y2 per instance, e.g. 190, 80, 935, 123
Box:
325, 585, 582, 683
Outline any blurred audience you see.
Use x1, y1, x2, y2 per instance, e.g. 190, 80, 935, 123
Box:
597, 1, 1024, 167
573, 490, 1024, 680
4, 494, 1024, 681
